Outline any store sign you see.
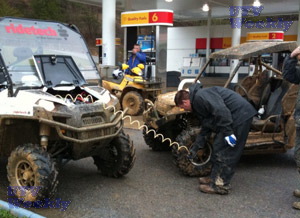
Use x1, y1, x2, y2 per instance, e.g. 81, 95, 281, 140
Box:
246, 31, 284, 41
96, 38, 121, 46
121, 10, 173, 27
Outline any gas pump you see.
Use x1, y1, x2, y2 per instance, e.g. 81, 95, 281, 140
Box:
121, 9, 173, 79
136, 33, 155, 78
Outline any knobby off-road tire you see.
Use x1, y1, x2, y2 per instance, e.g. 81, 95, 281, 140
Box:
143, 125, 172, 151
122, 91, 144, 116
172, 127, 212, 177
93, 131, 136, 178
7, 144, 58, 201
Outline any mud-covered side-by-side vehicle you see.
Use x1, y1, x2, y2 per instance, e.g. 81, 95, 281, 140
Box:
143, 41, 298, 177
0, 17, 136, 201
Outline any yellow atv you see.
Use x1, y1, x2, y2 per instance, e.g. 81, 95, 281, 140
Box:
102, 64, 162, 116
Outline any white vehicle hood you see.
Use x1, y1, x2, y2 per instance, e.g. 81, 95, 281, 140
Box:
0, 86, 116, 117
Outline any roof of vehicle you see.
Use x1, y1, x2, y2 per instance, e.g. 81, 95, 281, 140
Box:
209, 41, 298, 60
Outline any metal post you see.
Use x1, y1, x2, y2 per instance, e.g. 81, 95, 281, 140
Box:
123, 0, 132, 64
155, 26, 160, 79
194, 59, 212, 83
230, 0, 243, 87
102, 0, 116, 66
123, 27, 127, 63
260, 61, 282, 76
206, 8, 211, 73
155, 25, 168, 79
225, 60, 243, 88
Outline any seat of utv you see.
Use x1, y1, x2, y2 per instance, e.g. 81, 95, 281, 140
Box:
251, 77, 291, 133
235, 70, 270, 109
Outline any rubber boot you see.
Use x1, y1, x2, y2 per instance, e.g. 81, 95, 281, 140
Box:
292, 201, 300, 210
294, 189, 300, 198
198, 177, 212, 184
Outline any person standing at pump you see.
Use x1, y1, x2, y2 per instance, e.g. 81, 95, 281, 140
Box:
282, 46, 300, 210
174, 84, 257, 194
125, 44, 146, 75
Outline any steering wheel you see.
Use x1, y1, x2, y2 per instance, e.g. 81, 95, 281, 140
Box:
189, 142, 213, 167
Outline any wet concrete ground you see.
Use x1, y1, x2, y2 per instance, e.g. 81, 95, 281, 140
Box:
0, 128, 299, 218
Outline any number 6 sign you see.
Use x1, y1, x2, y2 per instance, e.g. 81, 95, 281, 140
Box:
121, 10, 174, 27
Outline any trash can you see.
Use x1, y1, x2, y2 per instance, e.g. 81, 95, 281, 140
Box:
166, 71, 181, 87
99, 65, 118, 79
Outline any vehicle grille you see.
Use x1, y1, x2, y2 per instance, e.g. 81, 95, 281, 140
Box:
81, 116, 104, 126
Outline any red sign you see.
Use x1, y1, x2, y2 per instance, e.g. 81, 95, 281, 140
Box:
247, 31, 284, 41
196, 38, 224, 49
269, 32, 284, 40
96, 38, 102, 46
148, 11, 173, 24
121, 10, 173, 27
96, 38, 121, 46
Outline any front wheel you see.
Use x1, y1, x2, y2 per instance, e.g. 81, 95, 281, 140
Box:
7, 144, 58, 201
122, 91, 144, 116
93, 131, 136, 177
172, 127, 212, 177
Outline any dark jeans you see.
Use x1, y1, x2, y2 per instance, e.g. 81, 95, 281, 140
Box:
210, 118, 253, 190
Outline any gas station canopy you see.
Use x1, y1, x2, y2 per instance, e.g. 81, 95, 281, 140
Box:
68, 0, 300, 78
68, 0, 300, 21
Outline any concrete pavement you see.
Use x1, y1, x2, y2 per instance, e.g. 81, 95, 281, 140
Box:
1, 129, 299, 218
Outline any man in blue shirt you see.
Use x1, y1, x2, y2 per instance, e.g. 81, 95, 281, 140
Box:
126, 44, 146, 75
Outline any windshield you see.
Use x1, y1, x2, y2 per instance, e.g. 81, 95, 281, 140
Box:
0, 17, 99, 88
34, 55, 86, 87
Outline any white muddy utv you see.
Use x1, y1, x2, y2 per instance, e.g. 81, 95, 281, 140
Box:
0, 17, 136, 201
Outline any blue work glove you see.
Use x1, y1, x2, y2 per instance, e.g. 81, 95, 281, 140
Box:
225, 134, 237, 147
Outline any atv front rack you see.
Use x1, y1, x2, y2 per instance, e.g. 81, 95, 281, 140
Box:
37, 108, 127, 144
39, 115, 123, 144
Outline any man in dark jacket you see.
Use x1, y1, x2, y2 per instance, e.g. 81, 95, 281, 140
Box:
283, 46, 300, 210
175, 84, 257, 194
126, 44, 146, 75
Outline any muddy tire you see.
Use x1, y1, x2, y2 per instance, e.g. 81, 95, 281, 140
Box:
93, 131, 136, 178
143, 125, 172, 151
7, 144, 58, 201
122, 91, 144, 116
172, 127, 212, 177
